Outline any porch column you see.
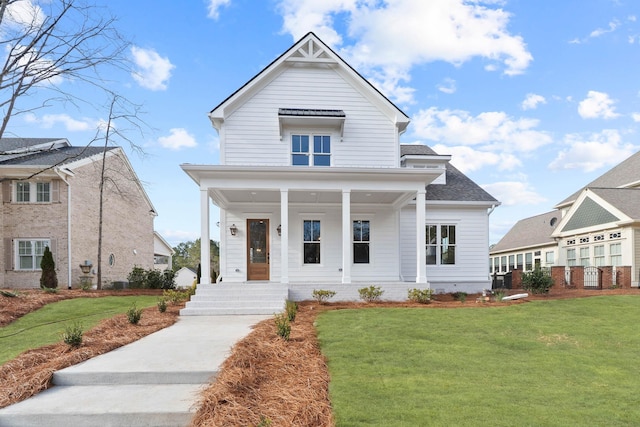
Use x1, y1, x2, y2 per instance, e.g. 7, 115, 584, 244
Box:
280, 189, 289, 284
342, 189, 351, 284
416, 189, 427, 284
200, 187, 211, 285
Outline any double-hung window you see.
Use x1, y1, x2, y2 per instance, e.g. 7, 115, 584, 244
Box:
291, 134, 331, 166
579, 247, 590, 266
353, 220, 370, 264
15, 181, 51, 203
593, 245, 605, 267
426, 224, 456, 265
566, 248, 576, 266
17, 239, 50, 270
303, 220, 321, 264
610, 243, 622, 266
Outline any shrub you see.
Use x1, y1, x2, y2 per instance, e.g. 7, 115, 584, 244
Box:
493, 289, 506, 302
521, 268, 554, 294
40, 246, 58, 289
126, 303, 143, 324
163, 289, 190, 305
127, 266, 146, 289
127, 267, 176, 289
274, 313, 291, 341
285, 300, 298, 322
62, 322, 83, 348
157, 297, 167, 313
452, 292, 467, 303
256, 416, 272, 427
408, 288, 433, 304
41, 286, 58, 294
358, 285, 384, 302
312, 289, 336, 304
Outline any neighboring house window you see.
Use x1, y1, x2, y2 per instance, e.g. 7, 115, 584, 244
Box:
508, 255, 515, 271
545, 251, 554, 265
17, 239, 49, 270
593, 245, 605, 267
291, 134, 331, 166
610, 243, 622, 266
109, 254, 116, 266
579, 247, 590, 266
525, 252, 533, 270
492, 257, 499, 274
353, 220, 370, 264
14, 181, 51, 203
426, 224, 456, 265
567, 248, 577, 266
516, 254, 523, 270
303, 220, 321, 264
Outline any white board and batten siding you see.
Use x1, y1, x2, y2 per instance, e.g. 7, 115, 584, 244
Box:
222, 67, 398, 168
400, 205, 491, 293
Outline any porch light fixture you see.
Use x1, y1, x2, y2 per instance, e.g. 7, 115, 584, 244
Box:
277, 224, 282, 236
229, 224, 238, 236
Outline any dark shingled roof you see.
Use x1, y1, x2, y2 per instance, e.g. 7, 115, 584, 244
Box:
0, 138, 65, 152
278, 108, 345, 117
400, 144, 499, 203
490, 210, 560, 253
0, 146, 115, 167
589, 187, 640, 220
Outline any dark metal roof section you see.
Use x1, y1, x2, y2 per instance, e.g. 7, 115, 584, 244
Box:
0, 146, 115, 166
278, 108, 345, 117
400, 144, 498, 203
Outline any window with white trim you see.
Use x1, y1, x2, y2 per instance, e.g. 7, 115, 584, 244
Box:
426, 224, 456, 265
579, 247, 590, 266
593, 245, 605, 267
545, 251, 554, 265
291, 134, 331, 166
16, 239, 50, 270
353, 220, 370, 264
610, 243, 621, 266
567, 248, 577, 266
525, 252, 533, 270
14, 181, 51, 203
303, 220, 321, 264
517, 254, 523, 269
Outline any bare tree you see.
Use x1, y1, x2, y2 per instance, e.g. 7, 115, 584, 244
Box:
0, 0, 129, 138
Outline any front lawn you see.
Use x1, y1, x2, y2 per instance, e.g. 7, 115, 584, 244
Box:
317, 296, 640, 426
0, 296, 158, 364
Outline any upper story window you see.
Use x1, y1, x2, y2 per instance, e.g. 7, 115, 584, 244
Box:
15, 181, 51, 203
291, 134, 331, 166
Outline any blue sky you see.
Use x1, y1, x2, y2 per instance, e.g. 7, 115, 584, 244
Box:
5, 0, 640, 247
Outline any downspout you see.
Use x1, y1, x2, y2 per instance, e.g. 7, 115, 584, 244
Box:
55, 168, 73, 289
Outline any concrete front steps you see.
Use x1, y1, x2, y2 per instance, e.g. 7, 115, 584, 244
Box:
180, 282, 289, 315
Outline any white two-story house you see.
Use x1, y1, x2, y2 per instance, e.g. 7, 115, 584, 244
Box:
181, 33, 499, 314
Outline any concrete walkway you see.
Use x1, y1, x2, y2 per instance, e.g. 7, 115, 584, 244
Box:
0, 315, 270, 427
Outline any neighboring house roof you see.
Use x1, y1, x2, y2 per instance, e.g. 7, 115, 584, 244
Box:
154, 231, 174, 256
588, 187, 640, 220
491, 210, 560, 253
209, 32, 410, 133
0, 146, 114, 167
0, 137, 68, 152
556, 150, 640, 208
400, 144, 499, 204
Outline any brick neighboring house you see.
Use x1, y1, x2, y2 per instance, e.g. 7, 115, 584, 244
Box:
1, 138, 156, 289
490, 149, 640, 289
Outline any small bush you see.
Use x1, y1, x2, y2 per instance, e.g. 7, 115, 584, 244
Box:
127, 267, 176, 289
521, 268, 554, 294
452, 292, 467, 303
126, 303, 143, 324
157, 297, 167, 313
408, 288, 433, 304
163, 289, 190, 305
40, 246, 58, 289
493, 289, 506, 302
358, 285, 384, 302
41, 286, 58, 294
62, 322, 83, 348
312, 289, 336, 304
285, 299, 298, 322
274, 313, 291, 341
256, 416, 272, 427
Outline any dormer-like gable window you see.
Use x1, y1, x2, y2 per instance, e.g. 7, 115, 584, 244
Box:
291, 134, 331, 166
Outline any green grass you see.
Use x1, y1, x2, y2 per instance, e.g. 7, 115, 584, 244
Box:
0, 296, 158, 364
317, 296, 640, 426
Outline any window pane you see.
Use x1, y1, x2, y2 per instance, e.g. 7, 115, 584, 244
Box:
427, 225, 437, 244
353, 221, 362, 241
426, 246, 436, 265
19, 256, 33, 269
313, 135, 330, 153
354, 243, 369, 263
304, 243, 320, 264
292, 154, 309, 165
37, 182, 50, 202
441, 246, 455, 264
16, 181, 29, 202
313, 154, 330, 166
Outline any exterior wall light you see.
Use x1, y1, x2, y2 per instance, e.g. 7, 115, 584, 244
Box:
277, 224, 282, 236
229, 224, 238, 236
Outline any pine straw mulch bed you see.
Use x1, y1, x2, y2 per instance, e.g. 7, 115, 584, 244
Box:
189, 287, 640, 427
0, 289, 180, 409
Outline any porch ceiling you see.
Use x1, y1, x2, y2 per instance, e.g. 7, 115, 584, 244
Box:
215, 188, 404, 205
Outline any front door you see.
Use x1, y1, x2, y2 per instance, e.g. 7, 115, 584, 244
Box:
247, 219, 269, 281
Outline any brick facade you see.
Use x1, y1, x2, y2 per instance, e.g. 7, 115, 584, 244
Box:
509, 265, 633, 290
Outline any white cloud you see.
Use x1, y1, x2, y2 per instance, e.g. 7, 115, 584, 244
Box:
549, 129, 636, 172
437, 78, 456, 94
5, 0, 45, 29
481, 181, 547, 206
411, 107, 553, 153
578, 90, 619, 119
589, 20, 619, 38
277, 0, 532, 103
521, 93, 546, 110
632, 112, 640, 122
431, 144, 522, 173
130, 46, 175, 91
207, 0, 231, 20
158, 128, 197, 150
24, 113, 97, 131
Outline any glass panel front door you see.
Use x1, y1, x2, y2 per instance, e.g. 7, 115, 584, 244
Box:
247, 219, 269, 280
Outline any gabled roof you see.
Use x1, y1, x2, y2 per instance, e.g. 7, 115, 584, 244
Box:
0, 146, 113, 167
0, 137, 68, 152
556, 150, 640, 208
209, 32, 410, 133
586, 187, 640, 221
400, 144, 499, 204
490, 210, 560, 253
